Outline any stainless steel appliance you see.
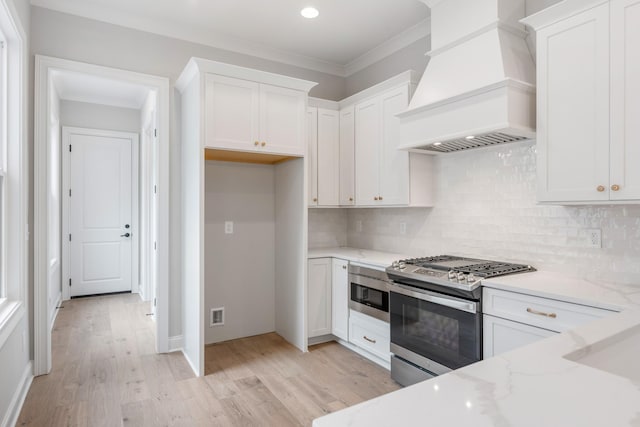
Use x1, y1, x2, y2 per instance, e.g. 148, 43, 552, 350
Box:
386, 255, 535, 387
348, 264, 391, 323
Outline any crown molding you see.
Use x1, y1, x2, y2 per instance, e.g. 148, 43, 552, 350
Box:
344, 18, 431, 77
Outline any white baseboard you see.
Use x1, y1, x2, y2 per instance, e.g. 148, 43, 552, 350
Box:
168, 335, 183, 352
2, 361, 33, 427
181, 348, 200, 377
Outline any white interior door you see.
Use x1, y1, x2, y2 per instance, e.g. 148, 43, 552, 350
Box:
67, 128, 136, 297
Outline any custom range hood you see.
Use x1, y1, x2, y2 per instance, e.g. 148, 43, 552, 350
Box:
398, 0, 536, 153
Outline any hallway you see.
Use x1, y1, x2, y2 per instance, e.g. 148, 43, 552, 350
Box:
17, 294, 399, 426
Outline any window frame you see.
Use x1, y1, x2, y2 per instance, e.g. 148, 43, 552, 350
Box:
0, 0, 27, 348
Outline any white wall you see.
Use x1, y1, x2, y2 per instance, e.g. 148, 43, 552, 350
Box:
60, 101, 141, 132
204, 161, 276, 345
344, 141, 640, 287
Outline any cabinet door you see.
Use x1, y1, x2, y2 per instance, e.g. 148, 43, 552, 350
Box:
483, 315, 555, 358
536, 3, 610, 202
355, 98, 381, 205
317, 109, 340, 206
378, 86, 410, 206
308, 258, 332, 338
339, 106, 356, 205
259, 84, 305, 156
205, 74, 260, 151
307, 107, 318, 206
610, 0, 640, 200
331, 258, 349, 341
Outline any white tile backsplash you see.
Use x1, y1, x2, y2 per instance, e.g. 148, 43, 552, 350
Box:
343, 141, 640, 286
308, 208, 348, 248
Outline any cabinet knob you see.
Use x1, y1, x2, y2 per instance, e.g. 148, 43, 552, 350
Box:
597, 185, 605, 192
611, 184, 620, 192
254, 141, 260, 146
261, 142, 266, 147
374, 197, 378, 201
378, 196, 383, 201
342, 265, 347, 269
313, 198, 317, 202
349, 197, 353, 202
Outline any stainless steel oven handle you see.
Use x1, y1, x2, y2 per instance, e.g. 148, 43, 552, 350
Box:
391, 284, 478, 314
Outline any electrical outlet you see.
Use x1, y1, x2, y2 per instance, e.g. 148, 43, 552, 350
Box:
399, 222, 407, 235
587, 228, 601, 248
356, 220, 363, 232
224, 221, 233, 234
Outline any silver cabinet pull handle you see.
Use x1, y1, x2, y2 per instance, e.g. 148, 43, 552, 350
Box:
363, 336, 376, 344
527, 307, 556, 318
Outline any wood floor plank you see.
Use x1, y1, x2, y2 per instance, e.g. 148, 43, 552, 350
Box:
18, 293, 400, 426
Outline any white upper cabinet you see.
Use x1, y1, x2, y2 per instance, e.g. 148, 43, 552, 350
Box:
610, 0, 640, 200
526, 0, 640, 203
308, 103, 340, 207
354, 86, 410, 206
205, 73, 307, 156
339, 106, 355, 205
317, 108, 340, 206
307, 107, 319, 206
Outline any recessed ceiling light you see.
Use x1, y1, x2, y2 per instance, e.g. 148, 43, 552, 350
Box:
465, 135, 475, 140
433, 142, 442, 146
301, 7, 319, 19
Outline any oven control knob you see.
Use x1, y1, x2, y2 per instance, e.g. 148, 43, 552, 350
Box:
467, 274, 477, 283
398, 262, 406, 270
457, 272, 467, 282
448, 270, 456, 281
391, 261, 400, 269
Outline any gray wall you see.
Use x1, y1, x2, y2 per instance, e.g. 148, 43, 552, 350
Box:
60, 101, 141, 133
204, 161, 276, 345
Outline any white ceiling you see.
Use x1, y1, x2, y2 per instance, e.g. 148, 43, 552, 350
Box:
30, 0, 431, 76
51, 70, 151, 109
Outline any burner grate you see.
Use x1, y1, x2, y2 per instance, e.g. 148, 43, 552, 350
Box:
457, 262, 535, 278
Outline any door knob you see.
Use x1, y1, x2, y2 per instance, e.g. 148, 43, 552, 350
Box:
120, 233, 131, 238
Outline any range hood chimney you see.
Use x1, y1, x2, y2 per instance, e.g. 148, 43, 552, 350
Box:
398, 0, 536, 153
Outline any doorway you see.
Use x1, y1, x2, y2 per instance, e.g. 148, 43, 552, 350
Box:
34, 56, 171, 376
62, 127, 139, 298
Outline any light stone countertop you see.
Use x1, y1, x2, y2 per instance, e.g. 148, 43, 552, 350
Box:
308, 247, 409, 270
310, 247, 640, 427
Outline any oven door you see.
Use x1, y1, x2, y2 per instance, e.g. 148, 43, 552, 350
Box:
390, 284, 481, 370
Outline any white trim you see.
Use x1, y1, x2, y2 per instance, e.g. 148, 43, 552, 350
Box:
0, 301, 22, 350
1, 361, 33, 427
181, 348, 199, 375
61, 126, 140, 299
344, 19, 431, 77
49, 293, 61, 332
34, 55, 171, 376
338, 70, 420, 109
168, 335, 183, 352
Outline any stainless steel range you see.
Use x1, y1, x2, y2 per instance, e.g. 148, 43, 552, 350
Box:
386, 255, 535, 387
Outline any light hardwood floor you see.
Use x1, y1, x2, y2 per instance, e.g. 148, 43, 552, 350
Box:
17, 294, 400, 426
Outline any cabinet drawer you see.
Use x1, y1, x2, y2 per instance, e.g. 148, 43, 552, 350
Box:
349, 310, 390, 362
483, 314, 556, 359
483, 288, 614, 333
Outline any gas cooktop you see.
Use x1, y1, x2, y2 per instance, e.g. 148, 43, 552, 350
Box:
386, 255, 536, 300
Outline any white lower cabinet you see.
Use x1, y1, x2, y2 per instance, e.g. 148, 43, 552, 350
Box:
482, 287, 615, 358
331, 258, 349, 341
483, 314, 555, 358
308, 258, 332, 338
349, 310, 390, 363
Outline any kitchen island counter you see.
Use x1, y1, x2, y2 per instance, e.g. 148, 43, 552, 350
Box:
313, 269, 640, 427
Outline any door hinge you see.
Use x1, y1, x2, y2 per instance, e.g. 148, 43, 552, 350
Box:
69, 234, 72, 242
69, 189, 72, 197
154, 298, 157, 307
69, 278, 72, 287
154, 241, 157, 250
154, 128, 157, 138
69, 144, 72, 152
154, 185, 157, 194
